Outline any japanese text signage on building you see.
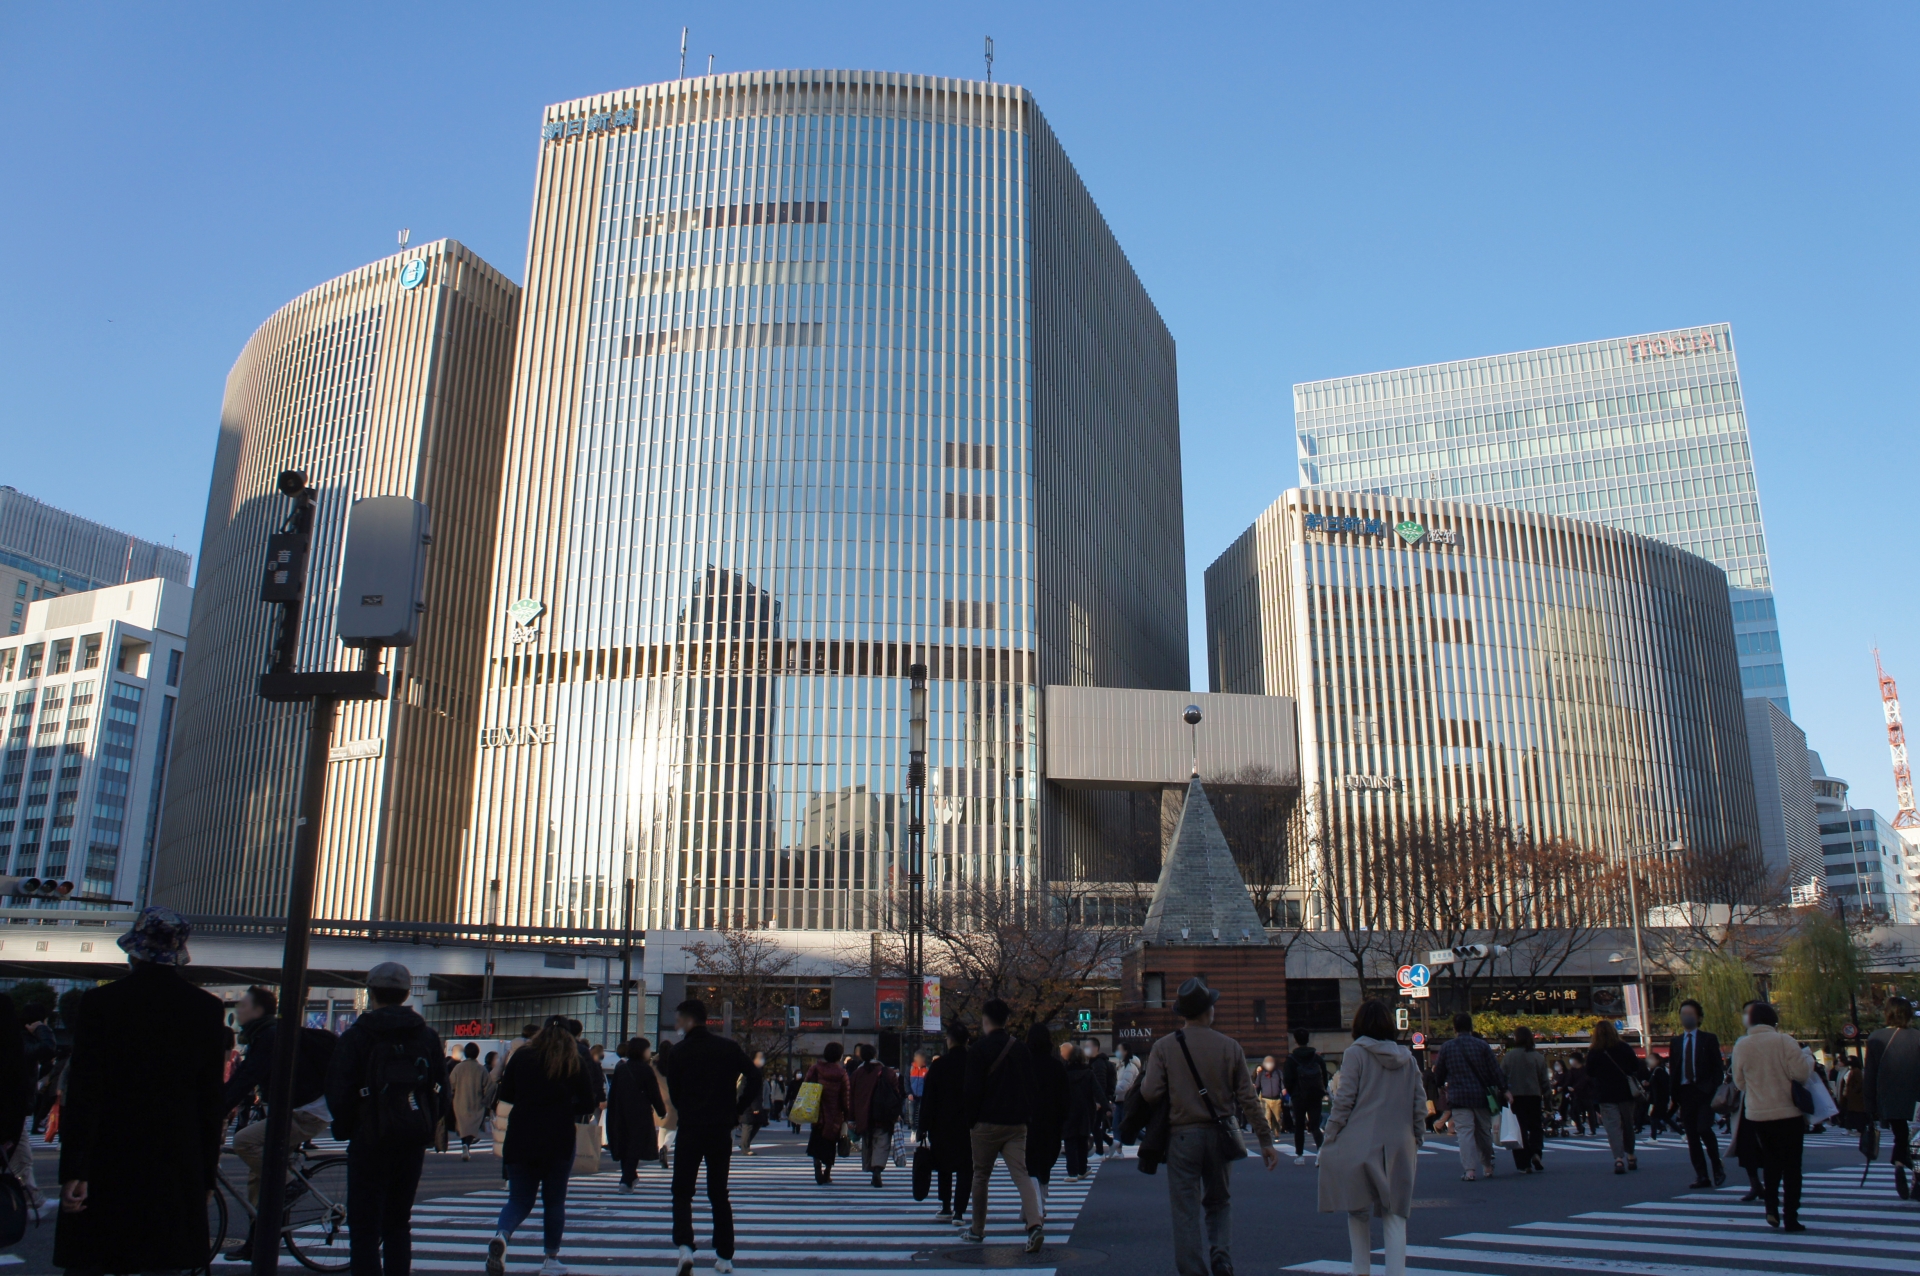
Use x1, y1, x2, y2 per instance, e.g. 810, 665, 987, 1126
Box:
1307, 513, 1459, 549
1629, 330, 1721, 361
542, 108, 637, 142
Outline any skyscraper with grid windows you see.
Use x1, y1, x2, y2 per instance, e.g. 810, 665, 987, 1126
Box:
1293, 325, 1789, 714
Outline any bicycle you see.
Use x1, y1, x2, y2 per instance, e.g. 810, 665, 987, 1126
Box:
203, 1144, 351, 1272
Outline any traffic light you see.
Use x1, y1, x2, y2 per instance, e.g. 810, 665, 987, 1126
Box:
1076, 1008, 1093, 1033
0, 877, 73, 901
1394, 1007, 1409, 1031
786, 1005, 801, 1030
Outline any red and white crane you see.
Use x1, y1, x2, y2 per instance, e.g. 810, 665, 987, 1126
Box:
1876, 649, 1920, 832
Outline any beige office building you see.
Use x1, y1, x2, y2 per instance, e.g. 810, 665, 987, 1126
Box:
153, 241, 519, 921
1205, 490, 1761, 923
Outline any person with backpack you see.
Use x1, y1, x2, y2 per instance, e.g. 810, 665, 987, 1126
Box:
325, 962, 448, 1276
962, 999, 1045, 1253
485, 1016, 599, 1276
659, 998, 755, 1276
1283, 1028, 1329, 1164
849, 1042, 904, 1188
223, 984, 338, 1260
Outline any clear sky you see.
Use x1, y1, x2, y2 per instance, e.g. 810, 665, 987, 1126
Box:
3, 4, 1915, 815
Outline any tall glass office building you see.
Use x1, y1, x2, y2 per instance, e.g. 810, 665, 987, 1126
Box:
465, 71, 1186, 935
1293, 326, 1789, 713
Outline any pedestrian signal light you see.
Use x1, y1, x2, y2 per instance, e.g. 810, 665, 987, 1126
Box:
1076, 1009, 1093, 1032
1394, 1007, 1409, 1031
0, 877, 74, 900
786, 1005, 801, 1030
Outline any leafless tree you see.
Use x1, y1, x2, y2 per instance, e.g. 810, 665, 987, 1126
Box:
1299, 791, 1422, 988
1208, 764, 1297, 925
683, 923, 800, 1058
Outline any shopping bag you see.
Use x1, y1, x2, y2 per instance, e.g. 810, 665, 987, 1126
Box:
574, 1120, 603, 1177
1809, 1078, 1839, 1124
892, 1123, 910, 1167
492, 1101, 512, 1157
1497, 1104, 1523, 1148
912, 1143, 935, 1201
788, 1080, 824, 1124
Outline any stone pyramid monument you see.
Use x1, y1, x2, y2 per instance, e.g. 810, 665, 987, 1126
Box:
1140, 776, 1269, 946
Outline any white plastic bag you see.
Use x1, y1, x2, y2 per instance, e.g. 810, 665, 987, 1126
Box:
1809, 1078, 1839, 1124
1497, 1105, 1523, 1148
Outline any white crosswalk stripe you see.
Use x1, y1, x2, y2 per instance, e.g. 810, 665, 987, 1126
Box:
211, 1144, 1100, 1273
1289, 1163, 1917, 1276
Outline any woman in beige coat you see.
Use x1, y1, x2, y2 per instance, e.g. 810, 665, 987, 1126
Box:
1730, 1000, 1813, 1231
1319, 1000, 1427, 1276
449, 1043, 490, 1160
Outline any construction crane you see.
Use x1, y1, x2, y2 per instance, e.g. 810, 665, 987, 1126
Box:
1876, 649, 1920, 831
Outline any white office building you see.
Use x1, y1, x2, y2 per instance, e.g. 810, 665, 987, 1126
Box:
0, 580, 190, 906
1810, 751, 1914, 923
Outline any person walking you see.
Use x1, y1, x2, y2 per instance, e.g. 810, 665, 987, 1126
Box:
325, 962, 447, 1276
53, 908, 227, 1276
849, 1042, 904, 1188
485, 1017, 599, 1276
1586, 1018, 1648, 1174
1255, 1057, 1287, 1147
606, 1038, 666, 1192
1084, 1041, 1116, 1155
1501, 1026, 1549, 1173
10, 999, 51, 1221
660, 999, 755, 1276
1668, 998, 1728, 1188
1432, 1014, 1506, 1181
1283, 1029, 1329, 1164
654, 1038, 679, 1169
1137, 979, 1278, 1276
737, 1050, 772, 1156
918, 1022, 975, 1225
1645, 1053, 1673, 1141
962, 999, 1045, 1252
221, 984, 338, 1258
1025, 1025, 1068, 1216
451, 1043, 490, 1160
803, 1043, 853, 1184
1063, 1044, 1103, 1179
1731, 1000, 1812, 1231
1319, 1000, 1426, 1276
908, 1049, 931, 1135
1112, 1043, 1141, 1151
1865, 996, 1920, 1197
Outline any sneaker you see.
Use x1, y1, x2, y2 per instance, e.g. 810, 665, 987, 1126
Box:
1210, 1252, 1236, 1276
934, 1210, 953, 1223
539, 1258, 567, 1276
676, 1244, 695, 1276
715, 1262, 734, 1274
618, 1180, 635, 1194
486, 1236, 507, 1276
1292, 1154, 1305, 1165
1025, 1223, 1045, 1254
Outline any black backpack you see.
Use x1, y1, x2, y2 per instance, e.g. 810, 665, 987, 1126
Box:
868, 1066, 904, 1128
1288, 1051, 1326, 1101
358, 1028, 441, 1146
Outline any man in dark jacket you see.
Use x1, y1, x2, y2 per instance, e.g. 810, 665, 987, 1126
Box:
1433, 1013, 1508, 1180
224, 984, 337, 1259
1282, 1030, 1329, 1163
962, 998, 1044, 1252
1083, 1041, 1116, 1153
54, 907, 227, 1276
918, 1022, 974, 1225
1668, 998, 1727, 1188
326, 961, 447, 1276
660, 998, 754, 1276
1865, 996, 1920, 1198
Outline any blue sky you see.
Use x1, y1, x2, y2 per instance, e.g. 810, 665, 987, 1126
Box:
3, 4, 1915, 814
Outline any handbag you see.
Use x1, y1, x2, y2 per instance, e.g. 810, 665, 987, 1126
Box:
891, 1122, 910, 1167
573, 1120, 603, 1177
1710, 1081, 1740, 1115
1790, 1081, 1816, 1115
837, 1134, 854, 1158
788, 1080, 824, 1124
1497, 1104, 1523, 1148
911, 1143, 935, 1200
0, 1171, 25, 1248
1601, 1048, 1646, 1101
1173, 1030, 1248, 1162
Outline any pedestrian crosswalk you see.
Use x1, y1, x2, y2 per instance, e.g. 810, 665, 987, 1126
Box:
212, 1143, 1101, 1273
1286, 1161, 1912, 1276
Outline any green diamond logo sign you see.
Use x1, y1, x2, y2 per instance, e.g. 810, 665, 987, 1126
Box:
1394, 520, 1426, 546
507, 598, 545, 627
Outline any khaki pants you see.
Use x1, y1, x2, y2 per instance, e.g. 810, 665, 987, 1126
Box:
6, 1118, 38, 1209
1261, 1098, 1287, 1136
234, 1109, 332, 1206
968, 1123, 1041, 1236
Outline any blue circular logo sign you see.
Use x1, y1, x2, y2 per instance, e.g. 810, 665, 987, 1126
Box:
399, 259, 427, 290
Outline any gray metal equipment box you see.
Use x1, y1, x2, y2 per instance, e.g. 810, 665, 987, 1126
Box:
336, 496, 431, 648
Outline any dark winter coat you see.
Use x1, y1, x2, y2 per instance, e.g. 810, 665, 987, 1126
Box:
660, 1025, 752, 1131
224, 1017, 334, 1113
850, 1060, 903, 1132
494, 1040, 599, 1165
1284, 1046, 1328, 1102
0, 996, 26, 1140
605, 1057, 666, 1161
1063, 1055, 1103, 1139
323, 1004, 447, 1143
1026, 1039, 1069, 1177
53, 962, 226, 1275
803, 1058, 852, 1140
917, 1045, 973, 1172
1587, 1043, 1647, 1105
1866, 1025, 1920, 1122
963, 1029, 1037, 1127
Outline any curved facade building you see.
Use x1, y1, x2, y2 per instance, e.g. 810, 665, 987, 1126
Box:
465, 71, 1186, 935
1205, 490, 1761, 921
154, 241, 519, 920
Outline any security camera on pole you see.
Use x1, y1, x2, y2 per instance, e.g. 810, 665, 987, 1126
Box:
249, 474, 429, 1276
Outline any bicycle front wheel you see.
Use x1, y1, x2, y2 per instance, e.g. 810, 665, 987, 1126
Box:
202, 1187, 229, 1273
282, 1156, 351, 1272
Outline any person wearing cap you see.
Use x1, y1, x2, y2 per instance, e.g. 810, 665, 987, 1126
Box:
52, 907, 228, 1276
326, 961, 449, 1276
1137, 977, 1278, 1276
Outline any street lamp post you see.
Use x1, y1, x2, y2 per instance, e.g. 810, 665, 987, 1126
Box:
1622, 840, 1682, 1041
905, 663, 929, 1058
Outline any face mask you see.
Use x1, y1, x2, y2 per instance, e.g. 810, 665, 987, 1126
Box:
1680, 1012, 1699, 1031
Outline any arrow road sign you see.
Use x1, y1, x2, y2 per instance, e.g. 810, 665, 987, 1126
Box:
1408, 963, 1432, 988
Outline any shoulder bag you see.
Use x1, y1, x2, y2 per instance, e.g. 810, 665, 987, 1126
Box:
1173, 1030, 1249, 1162
1603, 1048, 1647, 1101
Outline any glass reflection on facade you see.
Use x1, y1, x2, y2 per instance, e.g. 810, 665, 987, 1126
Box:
466, 72, 1186, 935
1205, 491, 1761, 921
1293, 327, 1789, 713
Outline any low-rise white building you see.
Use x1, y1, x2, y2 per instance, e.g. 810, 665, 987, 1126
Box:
0, 580, 190, 906
1810, 750, 1913, 923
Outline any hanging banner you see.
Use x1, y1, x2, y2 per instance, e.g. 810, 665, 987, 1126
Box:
922, 975, 942, 1033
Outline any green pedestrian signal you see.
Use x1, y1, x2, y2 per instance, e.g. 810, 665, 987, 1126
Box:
1076, 1009, 1092, 1032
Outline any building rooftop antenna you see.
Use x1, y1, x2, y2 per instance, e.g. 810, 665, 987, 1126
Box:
707, 53, 714, 75
679, 26, 688, 79
397, 228, 410, 250
984, 36, 995, 82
